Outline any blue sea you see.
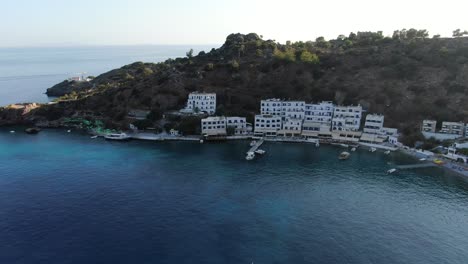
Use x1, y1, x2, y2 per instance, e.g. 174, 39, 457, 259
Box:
1, 47, 468, 264
0, 45, 213, 106
1, 128, 468, 264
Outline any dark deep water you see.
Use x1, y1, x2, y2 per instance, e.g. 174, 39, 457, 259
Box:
1, 129, 468, 264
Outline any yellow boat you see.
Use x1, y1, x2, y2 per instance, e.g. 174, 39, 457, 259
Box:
433, 159, 444, 165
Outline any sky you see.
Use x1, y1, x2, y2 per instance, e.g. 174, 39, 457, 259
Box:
1, 0, 467, 47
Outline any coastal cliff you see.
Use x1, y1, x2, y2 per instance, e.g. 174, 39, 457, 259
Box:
2, 31, 468, 144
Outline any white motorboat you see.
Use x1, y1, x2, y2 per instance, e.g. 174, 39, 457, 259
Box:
369, 147, 377, 152
387, 168, 397, 174
419, 158, 426, 161
255, 149, 266, 155
90, 135, 98, 139
9, 130, 15, 133
339, 151, 350, 160
104, 133, 131, 141
199, 139, 204, 144
351, 147, 356, 152
246, 152, 255, 161
384, 150, 391, 155
67, 130, 71, 133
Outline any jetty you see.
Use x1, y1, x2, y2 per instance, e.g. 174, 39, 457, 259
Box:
247, 138, 264, 154
396, 163, 436, 170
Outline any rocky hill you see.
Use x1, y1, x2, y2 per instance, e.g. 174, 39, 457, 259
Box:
2, 31, 468, 145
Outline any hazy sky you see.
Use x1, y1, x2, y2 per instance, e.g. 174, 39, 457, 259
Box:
1, 0, 467, 47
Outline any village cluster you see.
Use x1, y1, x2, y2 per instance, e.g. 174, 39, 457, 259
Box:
181, 92, 400, 145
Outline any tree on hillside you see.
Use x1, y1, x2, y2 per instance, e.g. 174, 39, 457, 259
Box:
315, 37, 330, 48
186, 49, 194, 58
453, 29, 468, 37
299, 51, 319, 64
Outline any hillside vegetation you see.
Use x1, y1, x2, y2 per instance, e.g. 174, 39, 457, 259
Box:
2, 30, 468, 145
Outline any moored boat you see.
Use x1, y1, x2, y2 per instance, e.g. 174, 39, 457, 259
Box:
104, 132, 131, 141
246, 152, 255, 161
250, 140, 257, 147
369, 147, 377, 152
387, 168, 397, 174
25, 127, 41, 134
255, 149, 266, 155
339, 151, 350, 160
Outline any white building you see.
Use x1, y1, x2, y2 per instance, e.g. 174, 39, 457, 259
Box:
422, 120, 437, 133
226, 117, 248, 135
254, 114, 282, 136
440, 121, 464, 136
260, 98, 283, 116
363, 114, 384, 134
281, 101, 305, 120
183, 92, 216, 114
304, 101, 334, 124
466, 124, 468, 138
201, 116, 226, 136
278, 118, 303, 136
301, 121, 332, 139
332, 105, 362, 131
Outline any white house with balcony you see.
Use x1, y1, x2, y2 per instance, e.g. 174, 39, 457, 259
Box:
332, 105, 362, 131
226, 116, 249, 135
363, 114, 384, 134
201, 116, 226, 136
301, 121, 332, 139
260, 98, 283, 116
422, 120, 437, 133
304, 101, 334, 124
440, 121, 464, 136
254, 114, 282, 136
182, 92, 216, 114
281, 101, 305, 120
278, 118, 303, 137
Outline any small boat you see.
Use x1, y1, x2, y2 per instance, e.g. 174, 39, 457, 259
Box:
104, 133, 131, 141
433, 159, 444, 165
369, 147, 377, 152
90, 135, 98, 139
199, 139, 204, 143
246, 152, 255, 161
387, 168, 397, 174
67, 130, 71, 133
9, 130, 15, 133
24, 127, 41, 134
255, 149, 266, 155
351, 147, 356, 152
250, 140, 257, 147
419, 158, 426, 161
384, 150, 391, 155
339, 151, 350, 160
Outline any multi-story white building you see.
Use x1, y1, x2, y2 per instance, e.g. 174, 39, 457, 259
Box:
281, 101, 305, 120
465, 124, 468, 138
440, 121, 464, 136
254, 114, 282, 136
363, 114, 384, 134
332, 105, 362, 131
183, 92, 216, 114
304, 101, 334, 124
260, 98, 283, 116
201, 116, 226, 136
278, 118, 303, 137
422, 120, 437, 133
226, 117, 248, 135
302, 121, 332, 139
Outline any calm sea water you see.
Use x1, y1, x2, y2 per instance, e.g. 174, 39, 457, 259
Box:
1, 128, 468, 264
0, 45, 213, 106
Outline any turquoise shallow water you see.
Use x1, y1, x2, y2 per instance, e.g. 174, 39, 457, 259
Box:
1, 128, 468, 264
